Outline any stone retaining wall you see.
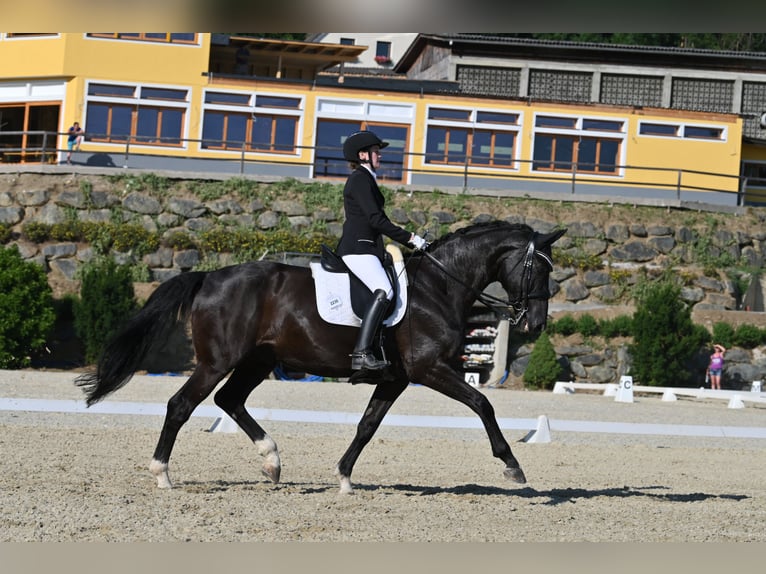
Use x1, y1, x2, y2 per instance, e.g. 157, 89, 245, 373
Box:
2, 172, 765, 387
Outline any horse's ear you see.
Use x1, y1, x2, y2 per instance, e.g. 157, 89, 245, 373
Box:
535, 228, 567, 248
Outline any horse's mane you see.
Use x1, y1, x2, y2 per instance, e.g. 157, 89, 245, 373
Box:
426, 220, 534, 251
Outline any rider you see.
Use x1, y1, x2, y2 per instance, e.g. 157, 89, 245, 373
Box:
336, 129, 428, 371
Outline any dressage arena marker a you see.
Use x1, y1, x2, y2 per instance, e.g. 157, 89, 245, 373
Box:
2, 397, 766, 440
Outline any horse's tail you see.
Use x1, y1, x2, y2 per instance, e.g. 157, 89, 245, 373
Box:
75, 271, 208, 407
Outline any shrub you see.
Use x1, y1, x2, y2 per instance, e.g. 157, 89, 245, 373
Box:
733, 323, 764, 348
549, 315, 577, 336
21, 221, 50, 243
576, 314, 599, 337
523, 332, 562, 390
629, 280, 707, 386
74, 257, 137, 363
0, 223, 11, 244
599, 315, 633, 338
711, 322, 735, 348
0, 245, 56, 368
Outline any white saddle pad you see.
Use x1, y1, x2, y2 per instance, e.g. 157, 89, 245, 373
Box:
310, 244, 408, 327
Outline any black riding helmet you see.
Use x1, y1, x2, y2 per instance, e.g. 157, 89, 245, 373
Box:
342, 130, 389, 163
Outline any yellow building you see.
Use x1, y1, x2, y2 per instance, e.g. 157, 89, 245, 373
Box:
1, 33, 763, 205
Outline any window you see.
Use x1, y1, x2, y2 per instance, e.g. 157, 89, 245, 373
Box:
639, 123, 679, 137
374, 41, 392, 63
683, 126, 723, 140
201, 90, 303, 153
532, 114, 625, 174
638, 120, 726, 141
375, 41, 391, 59
84, 81, 189, 146
314, 119, 409, 181
339, 37, 355, 45
87, 33, 197, 44
425, 106, 521, 169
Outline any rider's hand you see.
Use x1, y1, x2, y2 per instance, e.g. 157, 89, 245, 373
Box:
410, 233, 429, 251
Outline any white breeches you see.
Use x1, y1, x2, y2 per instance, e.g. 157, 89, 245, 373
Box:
341, 254, 394, 300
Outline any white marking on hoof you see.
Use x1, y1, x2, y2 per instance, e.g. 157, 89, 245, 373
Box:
335, 466, 354, 494
149, 459, 173, 489
255, 436, 281, 484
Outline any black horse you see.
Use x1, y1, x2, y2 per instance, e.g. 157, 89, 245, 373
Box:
75, 221, 565, 494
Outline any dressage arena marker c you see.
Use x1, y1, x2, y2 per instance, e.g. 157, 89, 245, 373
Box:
2, 397, 766, 440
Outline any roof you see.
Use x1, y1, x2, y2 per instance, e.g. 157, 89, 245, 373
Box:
396, 34, 766, 73
227, 35, 367, 72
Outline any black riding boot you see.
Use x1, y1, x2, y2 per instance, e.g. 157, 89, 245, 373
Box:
351, 289, 390, 371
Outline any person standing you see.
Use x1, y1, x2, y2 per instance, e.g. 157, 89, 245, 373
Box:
707, 344, 726, 390
66, 121, 84, 164
336, 130, 428, 371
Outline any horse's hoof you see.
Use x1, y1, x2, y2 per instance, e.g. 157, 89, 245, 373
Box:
262, 463, 281, 484
503, 467, 527, 484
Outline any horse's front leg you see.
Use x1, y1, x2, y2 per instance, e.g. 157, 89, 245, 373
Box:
419, 363, 526, 484
335, 377, 409, 494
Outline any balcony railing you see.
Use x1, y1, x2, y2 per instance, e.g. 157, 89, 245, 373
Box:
0, 130, 759, 206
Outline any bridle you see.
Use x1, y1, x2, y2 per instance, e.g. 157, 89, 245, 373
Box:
421, 235, 553, 326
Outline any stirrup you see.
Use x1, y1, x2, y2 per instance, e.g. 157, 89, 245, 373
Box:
350, 351, 390, 371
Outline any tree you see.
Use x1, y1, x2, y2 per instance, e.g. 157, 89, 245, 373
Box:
0, 245, 55, 368
523, 331, 562, 390
629, 280, 708, 386
74, 257, 137, 364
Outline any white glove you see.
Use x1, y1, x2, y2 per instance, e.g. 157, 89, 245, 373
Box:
410, 233, 428, 251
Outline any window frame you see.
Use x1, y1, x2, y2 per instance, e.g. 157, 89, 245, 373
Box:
531, 112, 626, 176
86, 33, 198, 45
637, 119, 728, 142
200, 88, 304, 155
84, 80, 190, 148
424, 105, 522, 171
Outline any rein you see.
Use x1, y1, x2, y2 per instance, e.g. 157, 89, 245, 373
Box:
421, 237, 552, 326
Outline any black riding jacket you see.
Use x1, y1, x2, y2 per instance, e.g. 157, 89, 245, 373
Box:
336, 166, 412, 261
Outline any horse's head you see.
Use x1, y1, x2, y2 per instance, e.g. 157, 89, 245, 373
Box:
498, 227, 566, 334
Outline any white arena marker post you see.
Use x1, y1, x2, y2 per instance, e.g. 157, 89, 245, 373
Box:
521, 414, 551, 443
727, 395, 745, 409
661, 390, 677, 402
614, 375, 634, 403
209, 412, 239, 433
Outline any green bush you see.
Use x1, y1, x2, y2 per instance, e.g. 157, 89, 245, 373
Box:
576, 314, 599, 337
0, 245, 56, 368
549, 315, 577, 336
711, 322, 735, 348
629, 280, 707, 386
733, 323, 764, 348
0, 223, 11, 244
523, 332, 562, 390
74, 257, 137, 363
599, 315, 633, 338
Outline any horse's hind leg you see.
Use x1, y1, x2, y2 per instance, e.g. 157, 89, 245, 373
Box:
335, 377, 409, 494
150, 362, 228, 488
213, 361, 281, 484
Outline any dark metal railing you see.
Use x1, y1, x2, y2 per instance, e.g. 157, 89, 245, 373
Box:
0, 130, 755, 205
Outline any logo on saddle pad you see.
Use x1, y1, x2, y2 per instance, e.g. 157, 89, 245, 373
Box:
310, 245, 408, 328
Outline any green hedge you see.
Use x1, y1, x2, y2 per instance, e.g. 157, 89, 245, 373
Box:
0, 245, 56, 368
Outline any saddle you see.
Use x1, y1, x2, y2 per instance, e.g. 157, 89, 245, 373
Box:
310, 244, 408, 328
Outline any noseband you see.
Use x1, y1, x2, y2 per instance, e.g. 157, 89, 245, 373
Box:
422, 236, 553, 326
